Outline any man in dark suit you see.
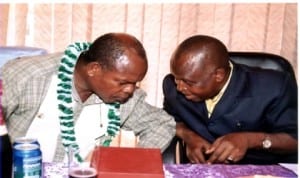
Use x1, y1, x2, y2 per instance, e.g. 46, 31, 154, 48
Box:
163, 35, 298, 164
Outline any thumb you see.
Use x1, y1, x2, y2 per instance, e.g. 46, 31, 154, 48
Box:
205, 145, 215, 154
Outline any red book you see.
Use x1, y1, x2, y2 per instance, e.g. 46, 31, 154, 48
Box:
91, 146, 164, 178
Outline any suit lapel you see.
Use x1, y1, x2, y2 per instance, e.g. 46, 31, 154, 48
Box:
178, 93, 209, 120
210, 64, 252, 119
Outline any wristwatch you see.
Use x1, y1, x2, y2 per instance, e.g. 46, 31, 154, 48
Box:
262, 135, 272, 149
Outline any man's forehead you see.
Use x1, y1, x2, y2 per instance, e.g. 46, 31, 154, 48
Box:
173, 51, 204, 70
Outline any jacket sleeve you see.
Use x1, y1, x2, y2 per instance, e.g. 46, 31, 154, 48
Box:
120, 89, 176, 152
162, 74, 183, 122
265, 73, 298, 139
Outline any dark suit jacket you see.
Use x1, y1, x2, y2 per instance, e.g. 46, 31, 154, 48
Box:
163, 61, 298, 164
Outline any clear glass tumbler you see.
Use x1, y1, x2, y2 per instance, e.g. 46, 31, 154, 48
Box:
67, 144, 97, 178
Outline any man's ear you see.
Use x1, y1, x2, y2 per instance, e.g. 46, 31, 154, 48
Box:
86, 62, 101, 77
214, 68, 226, 82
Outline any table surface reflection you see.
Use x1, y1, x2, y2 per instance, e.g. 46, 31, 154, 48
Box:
43, 162, 297, 178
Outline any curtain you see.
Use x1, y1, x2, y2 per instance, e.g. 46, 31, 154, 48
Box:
0, 3, 297, 107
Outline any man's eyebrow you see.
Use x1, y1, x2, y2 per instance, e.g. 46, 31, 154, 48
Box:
180, 78, 196, 84
116, 78, 137, 84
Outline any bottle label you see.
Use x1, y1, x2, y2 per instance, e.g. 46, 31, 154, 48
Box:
0, 124, 8, 135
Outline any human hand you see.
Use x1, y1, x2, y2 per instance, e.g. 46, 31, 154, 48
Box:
185, 134, 211, 164
205, 132, 249, 164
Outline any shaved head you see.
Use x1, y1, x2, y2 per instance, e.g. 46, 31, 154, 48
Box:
171, 35, 229, 73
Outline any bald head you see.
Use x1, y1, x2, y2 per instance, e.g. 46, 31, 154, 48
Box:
171, 35, 229, 73
82, 33, 148, 70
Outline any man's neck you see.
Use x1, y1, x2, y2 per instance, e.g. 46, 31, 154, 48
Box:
73, 63, 93, 102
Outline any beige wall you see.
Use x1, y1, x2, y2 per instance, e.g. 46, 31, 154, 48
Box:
0, 3, 297, 107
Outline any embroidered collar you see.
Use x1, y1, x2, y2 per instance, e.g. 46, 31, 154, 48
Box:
57, 42, 120, 162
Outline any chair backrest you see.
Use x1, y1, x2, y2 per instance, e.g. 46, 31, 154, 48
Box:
229, 52, 296, 81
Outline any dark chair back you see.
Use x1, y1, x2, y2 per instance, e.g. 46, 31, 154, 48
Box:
229, 52, 296, 81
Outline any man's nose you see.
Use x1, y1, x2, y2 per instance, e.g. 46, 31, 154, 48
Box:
176, 80, 186, 92
123, 84, 136, 94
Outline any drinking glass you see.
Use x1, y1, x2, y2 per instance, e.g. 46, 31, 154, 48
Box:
67, 144, 97, 178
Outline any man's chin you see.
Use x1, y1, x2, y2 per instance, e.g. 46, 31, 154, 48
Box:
102, 94, 132, 104
184, 95, 203, 102
117, 99, 127, 104
110, 97, 129, 104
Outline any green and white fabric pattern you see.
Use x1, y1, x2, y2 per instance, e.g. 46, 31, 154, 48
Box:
57, 42, 121, 162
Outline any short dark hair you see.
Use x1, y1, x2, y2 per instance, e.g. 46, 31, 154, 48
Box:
82, 33, 147, 70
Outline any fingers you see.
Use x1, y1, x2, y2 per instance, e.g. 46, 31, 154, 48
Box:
207, 142, 234, 164
226, 156, 235, 164
186, 140, 211, 164
208, 147, 242, 164
208, 153, 235, 164
205, 146, 215, 155
226, 149, 243, 163
189, 148, 238, 164
204, 133, 248, 164
188, 151, 206, 164
227, 156, 234, 161
187, 147, 206, 164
